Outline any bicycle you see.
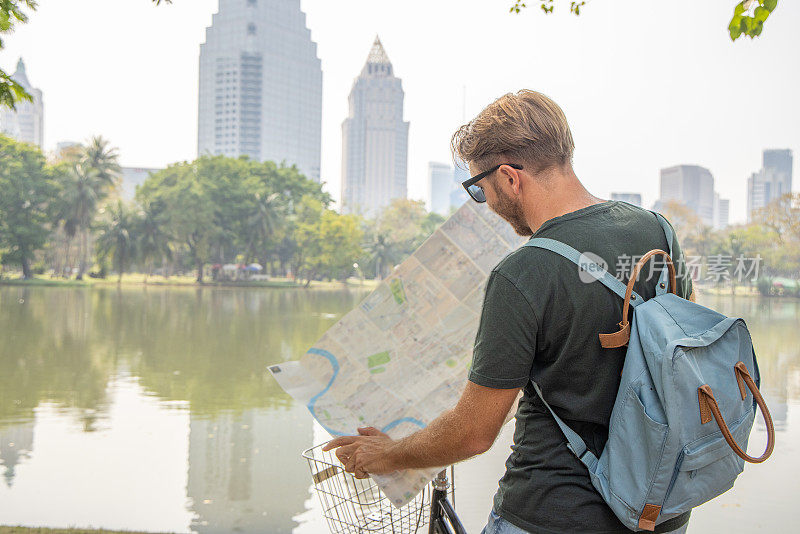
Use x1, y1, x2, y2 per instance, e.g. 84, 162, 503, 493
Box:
303, 443, 466, 534
428, 469, 467, 534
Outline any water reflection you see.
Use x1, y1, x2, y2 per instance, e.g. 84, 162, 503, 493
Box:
0, 420, 33, 487
0, 288, 797, 533
187, 407, 314, 533
0, 286, 367, 532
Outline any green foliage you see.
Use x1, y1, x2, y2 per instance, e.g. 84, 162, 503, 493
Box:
296, 203, 365, 283
0, 135, 56, 278
0, 143, 442, 284
136, 156, 333, 282
729, 0, 779, 40
509, 1, 585, 16
361, 199, 445, 279
95, 200, 141, 282
510, 1, 780, 40
0, 0, 36, 109
53, 136, 121, 279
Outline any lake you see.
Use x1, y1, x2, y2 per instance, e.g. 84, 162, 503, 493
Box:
0, 287, 797, 533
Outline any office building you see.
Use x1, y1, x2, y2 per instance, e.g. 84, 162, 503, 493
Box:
450, 160, 470, 211
713, 193, 730, 229
341, 37, 409, 216
658, 165, 716, 227
429, 162, 453, 216
198, 0, 322, 182
610, 192, 642, 207
747, 149, 793, 221
0, 59, 44, 148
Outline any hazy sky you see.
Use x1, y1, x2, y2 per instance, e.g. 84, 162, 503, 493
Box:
3, 0, 798, 222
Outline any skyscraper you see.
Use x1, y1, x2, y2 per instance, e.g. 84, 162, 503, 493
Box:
713, 193, 730, 229
428, 162, 453, 216
341, 37, 409, 216
450, 160, 470, 211
747, 149, 793, 221
0, 59, 44, 148
657, 165, 716, 226
197, 0, 322, 182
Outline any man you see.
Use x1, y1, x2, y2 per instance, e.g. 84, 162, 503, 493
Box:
324, 90, 692, 534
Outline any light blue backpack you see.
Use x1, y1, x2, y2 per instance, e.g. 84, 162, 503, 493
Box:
524, 213, 775, 531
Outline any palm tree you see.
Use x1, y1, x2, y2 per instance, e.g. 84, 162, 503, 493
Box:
137, 200, 172, 281
96, 200, 140, 284
59, 137, 121, 279
365, 233, 398, 280
244, 191, 283, 264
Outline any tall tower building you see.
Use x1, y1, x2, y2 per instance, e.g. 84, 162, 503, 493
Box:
713, 193, 730, 229
341, 37, 409, 216
658, 165, 716, 226
0, 59, 44, 148
747, 149, 793, 221
198, 0, 322, 182
428, 162, 453, 216
450, 160, 470, 211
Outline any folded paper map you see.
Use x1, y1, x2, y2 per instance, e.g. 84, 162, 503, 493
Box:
270, 201, 524, 506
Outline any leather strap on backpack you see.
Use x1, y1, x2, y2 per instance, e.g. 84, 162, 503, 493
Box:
599, 249, 677, 348
697, 361, 775, 463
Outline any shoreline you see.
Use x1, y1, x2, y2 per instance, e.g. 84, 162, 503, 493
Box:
0, 274, 378, 291
0, 528, 165, 534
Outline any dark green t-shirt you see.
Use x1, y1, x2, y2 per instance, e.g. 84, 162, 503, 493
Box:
468, 201, 693, 534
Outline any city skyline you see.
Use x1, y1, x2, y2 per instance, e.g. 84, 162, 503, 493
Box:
2, 0, 798, 223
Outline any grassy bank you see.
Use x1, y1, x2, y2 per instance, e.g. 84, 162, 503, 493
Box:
0, 273, 379, 291
0, 528, 165, 534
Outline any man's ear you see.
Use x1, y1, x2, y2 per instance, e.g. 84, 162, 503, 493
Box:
499, 164, 523, 195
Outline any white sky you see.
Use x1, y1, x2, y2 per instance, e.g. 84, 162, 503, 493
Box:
3, 0, 798, 223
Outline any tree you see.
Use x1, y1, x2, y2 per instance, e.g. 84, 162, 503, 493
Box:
296, 199, 364, 284
56, 137, 121, 280
0, 135, 56, 278
509, 0, 782, 41
657, 201, 705, 257
243, 191, 282, 264
364, 232, 399, 280
754, 193, 800, 245
136, 198, 172, 280
137, 161, 216, 282
0, 1, 36, 110
96, 200, 141, 283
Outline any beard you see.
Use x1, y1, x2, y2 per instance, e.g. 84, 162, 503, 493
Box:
491, 184, 533, 236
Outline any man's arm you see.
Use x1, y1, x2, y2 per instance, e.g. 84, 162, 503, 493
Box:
323, 382, 520, 478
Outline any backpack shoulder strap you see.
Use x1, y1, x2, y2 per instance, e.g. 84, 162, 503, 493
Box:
651, 212, 674, 297
531, 380, 599, 472
524, 237, 643, 305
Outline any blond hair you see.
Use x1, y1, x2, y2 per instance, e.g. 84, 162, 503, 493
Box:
451, 89, 574, 173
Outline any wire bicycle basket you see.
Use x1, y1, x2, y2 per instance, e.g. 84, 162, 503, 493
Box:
303, 442, 436, 534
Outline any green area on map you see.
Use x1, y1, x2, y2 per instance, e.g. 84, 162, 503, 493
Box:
368, 351, 391, 370
389, 279, 407, 305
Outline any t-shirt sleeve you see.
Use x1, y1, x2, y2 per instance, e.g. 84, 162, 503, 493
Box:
666, 219, 694, 300
467, 271, 537, 389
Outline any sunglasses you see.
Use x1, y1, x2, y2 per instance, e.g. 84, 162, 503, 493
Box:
461, 164, 523, 203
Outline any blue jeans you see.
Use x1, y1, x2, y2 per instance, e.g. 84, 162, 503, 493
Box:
480, 509, 689, 534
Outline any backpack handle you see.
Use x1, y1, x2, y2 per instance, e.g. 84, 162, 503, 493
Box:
599, 249, 677, 348
698, 361, 775, 463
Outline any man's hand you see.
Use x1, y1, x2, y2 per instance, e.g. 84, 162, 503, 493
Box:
321, 382, 521, 477
323, 427, 397, 479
